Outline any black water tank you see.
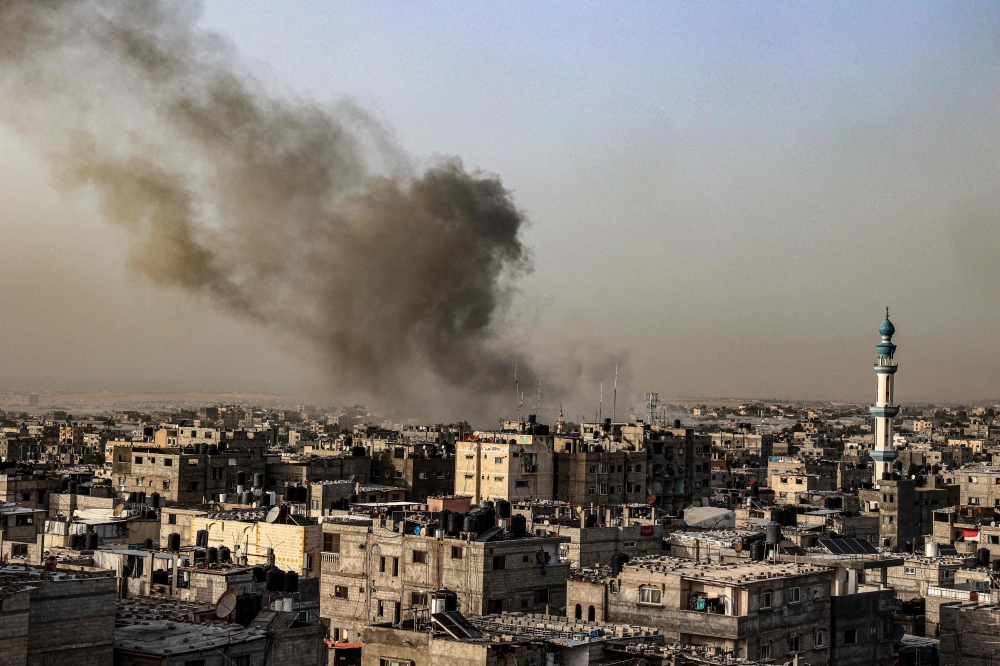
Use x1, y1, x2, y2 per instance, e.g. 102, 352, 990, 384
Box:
266, 568, 285, 591
496, 500, 511, 519
143, 538, 154, 550
259, 492, 270, 507
219, 546, 231, 563
610, 553, 630, 576
447, 512, 464, 536
824, 497, 836, 509
351, 446, 366, 457
85, 532, 98, 551
236, 472, 247, 487
992, 559, 1000, 573
167, 533, 181, 551
911, 598, 925, 615
137, 491, 146, 505
674, 419, 682, 428
240, 491, 253, 505
751, 484, 759, 498
750, 541, 766, 561
769, 508, 782, 524
67, 480, 77, 494
129, 492, 138, 503
480, 500, 493, 510
196, 530, 209, 547
463, 513, 478, 534
511, 514, 527, 538
207, 547, 218, 564
298, 486, 309, 503
284, 486, 296, 502
766, 522, 782, 545
979, 548, 990, 566
149, 492, 160, 508
284, 570, 299, 593
253, 473, 264, 488
784, 506, 798, 527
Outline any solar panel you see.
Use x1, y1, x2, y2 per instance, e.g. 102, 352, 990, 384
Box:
938, 544, 958, 556
432, 611, 483, 639
820, 538, 878, 555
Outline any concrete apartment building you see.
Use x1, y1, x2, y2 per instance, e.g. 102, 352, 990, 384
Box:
770, 473, 823, 501
619, 423, 713, 510
959, 466, 1000, 508
859, 477, 959, 551
567, 556, 835, 664
885, 556, 971, 600
0, 473, 62, 510
552, 438, 648, 506
370, 444, 454, 501
0, 564, 116, 666
709, 431, 773, 460
938, 602, 1000, 666
265, 454, 370, 490
319, 517, 570, 642
454, 417, 554, 503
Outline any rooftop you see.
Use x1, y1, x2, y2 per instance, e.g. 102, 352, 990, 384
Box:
622, 556, 832, 585
115, 620, 266, 656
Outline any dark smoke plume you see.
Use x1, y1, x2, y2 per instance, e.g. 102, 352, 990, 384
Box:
0, 0, 538, 416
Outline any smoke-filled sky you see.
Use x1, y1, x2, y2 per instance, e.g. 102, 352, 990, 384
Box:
2, 1, 1000, 419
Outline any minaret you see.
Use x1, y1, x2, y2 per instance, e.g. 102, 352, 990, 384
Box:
870, 309, 899, 488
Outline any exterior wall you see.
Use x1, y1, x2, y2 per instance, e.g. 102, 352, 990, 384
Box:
939, 603, 1000, 666
361, 625, 544, 666
885, 557, 970, 600
266, 457, 371, 490
320, 521, 569, 641
371, 449, 454, 502
0, 476, 62, 510
0, 589, 31, 666
558, 524, 664, 568
26, 572, 117, 666
829, 590, 897, 666
960, 468, 1000, 508
455, 432, 554, 503
769, 473, 821, 502
567, 578, 608, 622
594, 562, 834, 664
158, 508, 203, 546
190, 517, 322, 577
860, 479, 959, 551
47, 493, 115, 518
553, 449, 648, 506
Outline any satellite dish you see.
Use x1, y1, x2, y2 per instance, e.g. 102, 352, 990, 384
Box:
747, 477, 756, 486
892, 623, 905, 643
265, 506, 281, 523
646, 494, 657, 505
216, 591, 237, 619
112, 504, 124, 517
734, 542, 743, 553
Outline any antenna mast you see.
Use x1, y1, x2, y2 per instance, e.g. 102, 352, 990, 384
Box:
534, 380, 543, 415
514, 358, 520, 423
599, 383, 603, 423
612, 365, 618, 422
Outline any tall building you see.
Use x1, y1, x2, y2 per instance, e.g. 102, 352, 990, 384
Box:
870, 311, 899, 489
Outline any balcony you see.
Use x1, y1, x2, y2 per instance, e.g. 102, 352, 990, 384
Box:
322, 552, 341, 571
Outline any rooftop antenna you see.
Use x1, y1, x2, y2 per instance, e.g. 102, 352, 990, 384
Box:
599, 383, 603, 423
612, 365, 618, 422
514, 358, 520, 423
534, 380, 543, 415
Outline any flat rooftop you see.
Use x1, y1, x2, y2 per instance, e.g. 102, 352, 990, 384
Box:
623, 556, 832, 585
115, 620, 265, 656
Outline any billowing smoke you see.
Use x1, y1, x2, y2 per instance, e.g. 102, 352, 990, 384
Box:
0, 0, 549, 417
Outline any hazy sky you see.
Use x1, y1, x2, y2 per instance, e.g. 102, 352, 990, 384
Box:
2, 1, 1000, 416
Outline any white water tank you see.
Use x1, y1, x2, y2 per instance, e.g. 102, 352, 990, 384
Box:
925, 542, 939, 557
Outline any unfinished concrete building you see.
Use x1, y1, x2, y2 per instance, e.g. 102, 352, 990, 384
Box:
319, 516, 570, 643
566, 556, 835, 664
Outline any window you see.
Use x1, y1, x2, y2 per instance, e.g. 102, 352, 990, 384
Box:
904, 567, 916, 575
211, 467, 223, 480
759, 644, 771, 660
380, 660, 410, 666
844, 629, 857, 644
188, 459, 199, 465
393, 557, 399, 576
372, 470, 380, 478
515, 480, 529, 488
395, 470, 403, 479
599, 462, 610, 474
990, 535, 999, 545
589, 465, 597, 474
534, 589, 549, 603
10, 543, 27, 558
451, 546, 464, 559
815, 630, 825, 647
334, 585, 348, 599
135, 457, 143, 464
418, 472, 427, 479
232, 657, 250, 666
411, 592, 427, 606
623, 541, 636, 549
162, 480, 170, 490
14, 514, 32, 526
493, 555, 506, 570
970, 497, 980, 505
324, 533, 341, 553
168, 513, 177, 525
380, 557, 386, 573
412, 550, 427, 564
118, 455, 125, 462
788, 635, 800, 652
588, 488, 596, 495
944, 569, 955, 579
599, 484, 608, 495
635, 464, 641, 472
789, 587, 800, 604
164, 458, 172, 466
760, 592, 772, 609
486, 599, 503, 614
377, 600, 384, 617
436, 471, 445, 479
494, 476, 504, 482
638, 586, 662, 605
495, 457, 504, 464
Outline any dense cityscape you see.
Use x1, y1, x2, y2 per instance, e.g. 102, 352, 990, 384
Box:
0, 316, 994, 665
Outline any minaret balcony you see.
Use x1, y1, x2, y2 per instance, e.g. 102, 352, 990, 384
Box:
873, 363, 897, 374
869, 405, 899, 418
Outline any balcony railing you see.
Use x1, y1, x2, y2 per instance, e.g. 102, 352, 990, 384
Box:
322, 552, 340, 570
